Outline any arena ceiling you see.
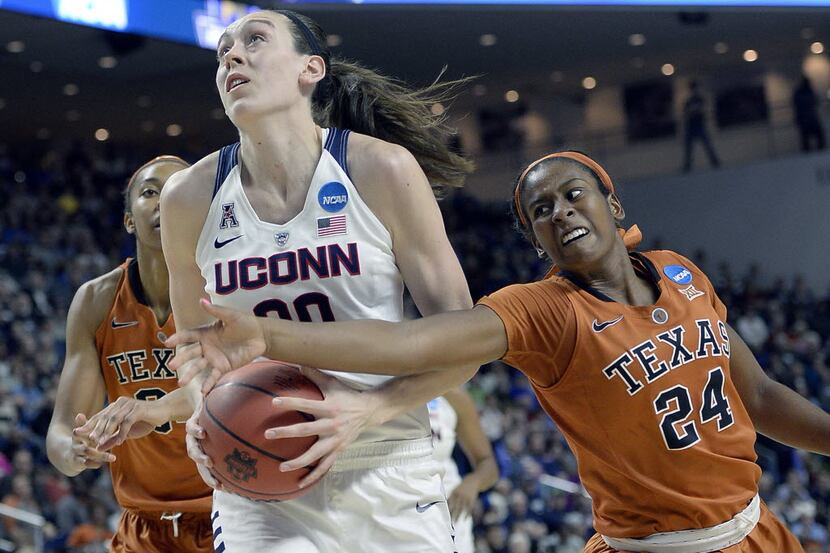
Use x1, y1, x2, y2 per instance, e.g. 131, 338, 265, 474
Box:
1, 4, 829, 148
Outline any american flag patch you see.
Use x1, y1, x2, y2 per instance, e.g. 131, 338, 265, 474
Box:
317, 215, 347, 237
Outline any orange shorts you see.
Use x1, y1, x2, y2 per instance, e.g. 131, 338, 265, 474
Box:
109, 509, 214, 553
583, 502, 804, 553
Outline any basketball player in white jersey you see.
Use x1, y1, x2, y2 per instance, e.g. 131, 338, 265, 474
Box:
428, 388, 498, 553
160, 9, 477, 553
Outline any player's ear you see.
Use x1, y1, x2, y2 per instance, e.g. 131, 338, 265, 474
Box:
608, 194, 625, 222
124, 212, 135, 235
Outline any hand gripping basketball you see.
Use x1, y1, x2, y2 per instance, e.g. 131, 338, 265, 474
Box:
197, 361, 327, 501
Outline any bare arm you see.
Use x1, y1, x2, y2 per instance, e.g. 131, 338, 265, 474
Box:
445, 387, 499, 491
443, 387, 499, 521
160, 160, 218, 402
262, 306, 506, 376
729, 324, 830, 455
46, 278, 113, 476
351, 140, 491, 423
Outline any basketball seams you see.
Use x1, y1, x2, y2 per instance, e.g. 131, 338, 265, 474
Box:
210, 381, 318, 422
203, 401, 293, 463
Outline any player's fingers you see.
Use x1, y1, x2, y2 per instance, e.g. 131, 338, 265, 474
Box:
279, 439, 333, 472
201, 365, 227, 394
169, 342, 202, 368
298, 452, 336, 488
185, 430, 212, 468
178, 356, 209, 387
165, 329, 204, 350
197, 464, 220, 489
264, 420, 321, 440
81, 445, 116, 464
272, 396, 328, 416
185, 417, 205, 440
176, 359, 205, 387
73, 413, 100, 435
93, 406, 131, 445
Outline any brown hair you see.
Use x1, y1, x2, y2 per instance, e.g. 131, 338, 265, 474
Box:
273, 10, 474, 195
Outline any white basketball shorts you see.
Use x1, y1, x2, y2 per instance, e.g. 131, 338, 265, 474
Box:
211, 438, 457, 553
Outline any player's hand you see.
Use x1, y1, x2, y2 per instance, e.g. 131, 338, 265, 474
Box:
166, 299, 267, 393
185, 398, 223, 491
448, 476, 480, 522
67, 414, 116, 473
73, 397, 165, 451
265, 367, 375, 488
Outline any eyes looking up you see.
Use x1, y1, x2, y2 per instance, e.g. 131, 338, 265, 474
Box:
217, 30, 267, 63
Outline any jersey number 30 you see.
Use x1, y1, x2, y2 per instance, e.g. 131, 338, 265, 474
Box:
653, 367, 734, 450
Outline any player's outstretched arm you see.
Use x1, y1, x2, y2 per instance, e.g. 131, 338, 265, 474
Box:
444, 387, 499, 522
47, 277, 117, 476
729, 324, 830, 455
73, 387, 196, 451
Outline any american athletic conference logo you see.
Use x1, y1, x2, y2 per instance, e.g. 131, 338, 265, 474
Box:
318, 182, 348, 213
225, 448, 258, 482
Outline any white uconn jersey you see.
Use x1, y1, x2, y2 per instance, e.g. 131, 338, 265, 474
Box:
196, 128, 429, 443
427, 397, 462, 491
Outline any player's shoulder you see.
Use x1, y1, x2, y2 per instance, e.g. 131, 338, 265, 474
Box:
485, 276, 572, 308
71, 265, 124, 330
161, 151, 220, 206
640, 249, 709, 281
345, 132, 419, 189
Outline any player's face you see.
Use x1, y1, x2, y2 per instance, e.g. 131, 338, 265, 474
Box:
124, 162, 185, 249
523, 162, 624, 272
215, 12, 309, 125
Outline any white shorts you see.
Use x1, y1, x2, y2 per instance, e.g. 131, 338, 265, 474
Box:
452, 513, 473, 553
211, 438, 456, 553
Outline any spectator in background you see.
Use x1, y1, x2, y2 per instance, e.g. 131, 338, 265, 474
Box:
793, 76, 826, 152
682, 80, 721, 172
736, 306, 770, 353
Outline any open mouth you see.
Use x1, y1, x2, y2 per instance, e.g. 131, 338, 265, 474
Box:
227, 77, 249, 92
561, 227, 589, 246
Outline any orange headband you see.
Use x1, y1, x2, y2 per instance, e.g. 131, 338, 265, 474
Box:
513, 151, 615, 227
513, 152, 642, 268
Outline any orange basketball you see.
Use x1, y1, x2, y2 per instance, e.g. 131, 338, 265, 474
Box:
198, 360, 324, 501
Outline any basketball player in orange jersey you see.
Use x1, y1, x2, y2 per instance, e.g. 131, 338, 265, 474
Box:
157, 8, 480, 552
168, 151, 830, 553
46, 156, 215, 553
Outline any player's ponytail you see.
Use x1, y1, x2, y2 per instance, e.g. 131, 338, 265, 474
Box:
275, 10, 474, 195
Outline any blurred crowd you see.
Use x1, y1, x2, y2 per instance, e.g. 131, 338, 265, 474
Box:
0, 142, 828, 552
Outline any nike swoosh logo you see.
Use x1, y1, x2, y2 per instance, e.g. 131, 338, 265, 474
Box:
415, 500, 444, 513
111, 319, 139, 329
592, 315, 624, 333
214, 235, 243, 248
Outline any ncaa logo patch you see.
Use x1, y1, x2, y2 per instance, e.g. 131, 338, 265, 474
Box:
318, 182, 348, 213
663, 265, 693, 285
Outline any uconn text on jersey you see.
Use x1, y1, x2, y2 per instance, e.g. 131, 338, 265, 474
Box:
214, 242, 361, 295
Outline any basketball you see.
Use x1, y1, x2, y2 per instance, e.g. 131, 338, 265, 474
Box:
198, 360, 324, 501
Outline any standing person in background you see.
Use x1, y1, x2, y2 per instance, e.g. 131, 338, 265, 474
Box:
159, 8, 478, 553
428, 388, 499, 553
47, 156, 215, 553
682, 81, 721, 172
793, 76, 826, 152
170, 151, 824, 553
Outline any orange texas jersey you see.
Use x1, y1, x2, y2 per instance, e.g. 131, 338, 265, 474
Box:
95, 259, 211, 513
478, 250, 760, 539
